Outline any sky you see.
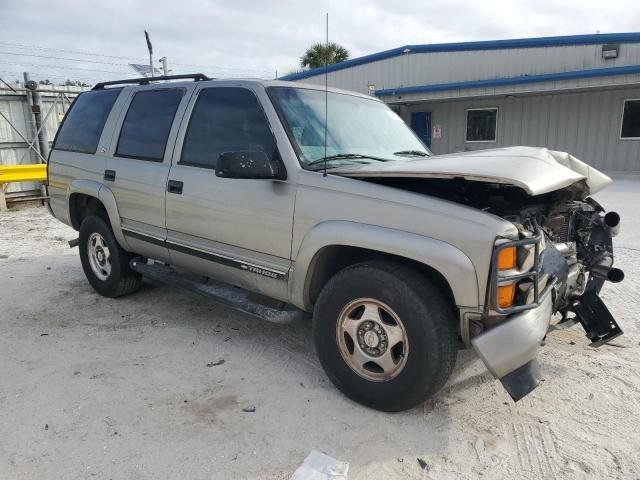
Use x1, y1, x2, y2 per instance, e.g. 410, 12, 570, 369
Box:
1, 0, 639, 86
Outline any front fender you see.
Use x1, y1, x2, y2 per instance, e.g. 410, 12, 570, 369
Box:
66, 179, 130, 251
290, 220, 479, 310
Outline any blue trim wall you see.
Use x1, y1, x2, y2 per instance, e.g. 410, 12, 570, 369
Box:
281, 32, 640, 81
374, 64, 640, 97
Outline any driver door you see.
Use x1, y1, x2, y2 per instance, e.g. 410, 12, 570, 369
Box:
164, 85, 295, 301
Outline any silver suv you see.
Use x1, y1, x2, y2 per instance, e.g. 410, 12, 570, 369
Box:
47, 74, 623, 411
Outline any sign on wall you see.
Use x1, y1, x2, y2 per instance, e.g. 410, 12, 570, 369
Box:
433, 125, 442, 139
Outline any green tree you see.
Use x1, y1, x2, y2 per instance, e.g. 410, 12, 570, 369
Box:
64, 79, 91, 87
300, 42, 349, 69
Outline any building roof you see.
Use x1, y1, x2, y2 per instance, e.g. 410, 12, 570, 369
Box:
375, 64, 640, 97
281, 32, 640, 81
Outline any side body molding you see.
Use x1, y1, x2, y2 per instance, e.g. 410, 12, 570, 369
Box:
66, 179, 130, 251
290, 221, 479, 310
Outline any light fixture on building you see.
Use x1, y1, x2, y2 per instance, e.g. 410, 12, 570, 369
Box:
602, 44, 619, 59
367, 83, 376, 96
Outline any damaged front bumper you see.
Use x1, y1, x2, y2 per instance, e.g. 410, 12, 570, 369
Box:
472, 226, 624, 401
472, 295, 550, 400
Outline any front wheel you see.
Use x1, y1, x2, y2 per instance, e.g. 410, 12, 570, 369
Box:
313, 261, 458, 411
79, 215, 141, 298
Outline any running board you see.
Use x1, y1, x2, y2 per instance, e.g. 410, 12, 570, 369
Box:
130, 259, 306, 324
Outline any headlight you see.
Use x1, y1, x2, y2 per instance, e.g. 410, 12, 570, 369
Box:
497, 246, 516, 270
489, 226, 550, 315
494, 243, 518, 309
497, 283, 516, 308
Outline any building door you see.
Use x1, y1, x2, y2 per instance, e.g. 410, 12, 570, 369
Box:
411, 111, 432, 148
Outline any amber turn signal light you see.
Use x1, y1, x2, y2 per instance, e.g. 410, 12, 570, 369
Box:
497, 283, 516, 308
497, 246, 517, 270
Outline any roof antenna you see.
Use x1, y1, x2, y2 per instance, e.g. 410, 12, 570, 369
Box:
323, 12, 329, 177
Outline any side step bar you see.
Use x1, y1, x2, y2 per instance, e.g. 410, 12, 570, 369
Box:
130, 259, 306, 324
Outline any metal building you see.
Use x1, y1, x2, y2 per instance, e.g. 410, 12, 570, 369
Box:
282, 33, 640, 172
0, 84, 85, 198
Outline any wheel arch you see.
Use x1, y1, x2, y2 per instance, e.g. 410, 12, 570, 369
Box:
66, 180, 130, 250
290, 221, 479, 311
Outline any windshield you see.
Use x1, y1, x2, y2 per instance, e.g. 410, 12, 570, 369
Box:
269, 87, 431, 169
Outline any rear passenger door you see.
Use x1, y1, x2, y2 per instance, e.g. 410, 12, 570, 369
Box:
48, 88, 123, 220
164, 85, 296, 301
105, 85, 194, 262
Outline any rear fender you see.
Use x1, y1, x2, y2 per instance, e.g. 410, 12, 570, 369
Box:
66, 179, 130, 250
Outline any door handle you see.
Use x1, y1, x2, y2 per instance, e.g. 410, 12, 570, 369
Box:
167, 180, 183, 194
104, 169, 116, 181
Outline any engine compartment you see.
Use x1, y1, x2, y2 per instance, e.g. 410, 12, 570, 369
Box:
362, 176, 581, 216
364, 176, 624, 343
364, 178, 616, 277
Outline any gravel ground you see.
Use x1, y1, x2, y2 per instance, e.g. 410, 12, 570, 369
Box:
0, 180, 639, 480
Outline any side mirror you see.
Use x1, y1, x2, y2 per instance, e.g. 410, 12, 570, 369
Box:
215, 151, 284, 180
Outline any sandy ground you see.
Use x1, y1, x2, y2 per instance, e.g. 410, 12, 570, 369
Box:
0, 180, 639, 480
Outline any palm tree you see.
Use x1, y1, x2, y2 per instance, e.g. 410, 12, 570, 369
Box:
300, 42, 350, 69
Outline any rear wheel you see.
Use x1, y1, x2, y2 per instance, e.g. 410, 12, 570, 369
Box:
79, 215, 141, 297
313, 261, 458, 411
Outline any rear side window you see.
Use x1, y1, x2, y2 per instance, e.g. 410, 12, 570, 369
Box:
54, 89, 120, 154
180, 87, 276, 169
116, 89, 184, 161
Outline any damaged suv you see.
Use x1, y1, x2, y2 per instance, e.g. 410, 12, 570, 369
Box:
47, 75, 623, 411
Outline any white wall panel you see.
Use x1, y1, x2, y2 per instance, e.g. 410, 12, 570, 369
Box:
402, 87, 640, 171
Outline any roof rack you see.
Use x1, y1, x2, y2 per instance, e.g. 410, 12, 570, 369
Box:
92, 73, 211, 90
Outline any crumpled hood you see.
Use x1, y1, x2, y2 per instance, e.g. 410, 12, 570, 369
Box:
330, 146, 612, 196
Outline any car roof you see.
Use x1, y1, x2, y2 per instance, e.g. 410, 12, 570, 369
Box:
96, 76, 380, 102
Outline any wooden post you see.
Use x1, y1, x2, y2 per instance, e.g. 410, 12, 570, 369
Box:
0, 185, 7, 211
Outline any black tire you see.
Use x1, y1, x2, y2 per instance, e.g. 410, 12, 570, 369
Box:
313, 261, 458, 412
78, 215, 142, 298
